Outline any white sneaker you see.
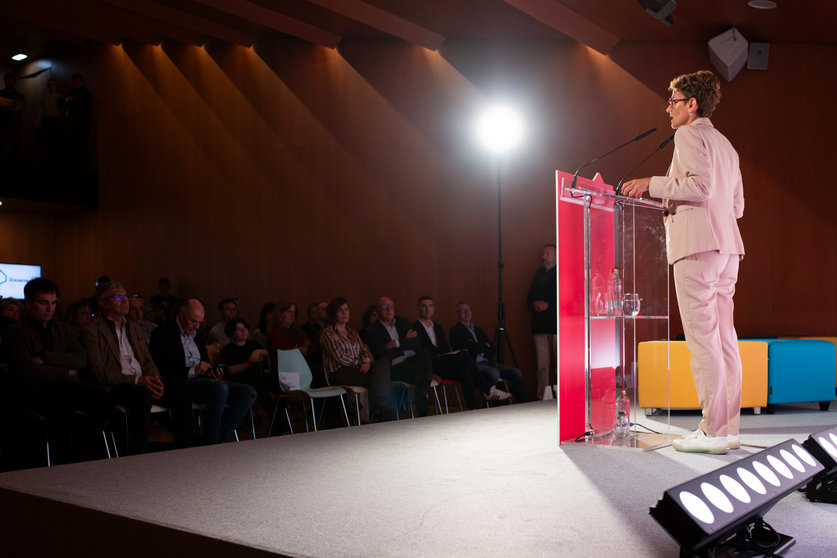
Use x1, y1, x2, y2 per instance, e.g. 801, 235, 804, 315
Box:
486, 385, 512, 401
727, 434, 740, 450
672, 429, 729, 455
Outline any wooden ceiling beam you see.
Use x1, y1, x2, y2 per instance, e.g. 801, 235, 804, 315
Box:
193, 0, 342, 48
98, 0, 255, 46
502, 0, 620, 54
306, 0, 445, 50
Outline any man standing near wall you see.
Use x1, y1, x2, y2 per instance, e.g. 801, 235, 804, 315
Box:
527, 243, 557, 399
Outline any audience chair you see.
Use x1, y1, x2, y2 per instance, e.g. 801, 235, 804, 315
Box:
190, 402, 256, 442
320, 359, 368, 426
273, 348, 351, 432
435, 378, 464, 414
114, 404, 169, 455
390, 381, 414, 420
29, 410, 114, 466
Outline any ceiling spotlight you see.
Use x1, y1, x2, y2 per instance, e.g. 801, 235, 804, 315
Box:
638, 0, 677, 27
11, 53, 28, 61
748, 1, 778, 9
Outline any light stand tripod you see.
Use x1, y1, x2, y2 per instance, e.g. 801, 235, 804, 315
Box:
492, 158, 518, 367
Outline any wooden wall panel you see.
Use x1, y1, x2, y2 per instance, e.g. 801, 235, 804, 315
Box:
7, 37, 834, 400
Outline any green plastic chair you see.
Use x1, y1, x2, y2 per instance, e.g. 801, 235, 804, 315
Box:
272, 348, 351, 433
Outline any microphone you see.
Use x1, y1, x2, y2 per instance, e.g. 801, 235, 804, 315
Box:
570, 128, 656, 189
613, 134, 674, 196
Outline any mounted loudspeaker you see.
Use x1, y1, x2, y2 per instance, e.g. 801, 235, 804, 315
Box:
708, 28, 748, 81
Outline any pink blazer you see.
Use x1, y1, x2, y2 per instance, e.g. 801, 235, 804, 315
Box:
648, 117, 745, 264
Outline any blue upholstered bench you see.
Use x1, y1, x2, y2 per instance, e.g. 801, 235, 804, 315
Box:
746, 338, 836, 412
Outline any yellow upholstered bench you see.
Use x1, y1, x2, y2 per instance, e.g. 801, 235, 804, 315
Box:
637, 340, 768, 415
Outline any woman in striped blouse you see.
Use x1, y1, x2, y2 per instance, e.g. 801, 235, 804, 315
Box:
320, 297, 394, 422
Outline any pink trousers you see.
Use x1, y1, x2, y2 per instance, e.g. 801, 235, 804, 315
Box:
673, 251, 742, 437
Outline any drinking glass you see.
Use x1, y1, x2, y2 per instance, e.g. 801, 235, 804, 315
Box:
623, 293, 640, 317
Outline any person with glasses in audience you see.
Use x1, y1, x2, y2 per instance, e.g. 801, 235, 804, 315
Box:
621, 70, 745, 455
449, 302, 530, 403
366, 296, 433, 417
81, 282, 165, 454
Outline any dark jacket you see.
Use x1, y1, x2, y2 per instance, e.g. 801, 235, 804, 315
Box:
449, 322, 495, 361
366, 317, 422, 362
3, 314, 86, 384
413, 320, 452, 357
526, 265, 557, 334
149, 319, 210, 381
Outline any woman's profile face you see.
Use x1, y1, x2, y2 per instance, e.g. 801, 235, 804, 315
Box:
666, 88, 694, 129
336, 303, 350, 325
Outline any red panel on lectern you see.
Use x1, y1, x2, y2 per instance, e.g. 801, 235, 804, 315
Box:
556, 171, 617, 442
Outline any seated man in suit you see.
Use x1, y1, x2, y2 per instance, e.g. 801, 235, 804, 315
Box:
449, 302, 530, 403
414, 296, 510, 409
366, 296, 433, 417
150, 299, 256, 445
81, 282, 168, 454
3, 278, 113, 464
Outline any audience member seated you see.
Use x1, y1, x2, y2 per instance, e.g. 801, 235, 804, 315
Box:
251, 302, 275, 349
1, 298, 23, 321
301, 301, 327, 342
319, 297, 395, 422
207, 297, 239, 346
220, 317, 275, 418
62, 298, 93, 342
127, 294, 157, 346
366, 296, 433, 417
414, 296, 510, 409
150, 299, 256, 445
3, 278, 113, 464
359, 304, 379, 349
149, 277, 178, 324
81, 282, 165, 454
267, 300, 318, 384
449, 302, 530, 403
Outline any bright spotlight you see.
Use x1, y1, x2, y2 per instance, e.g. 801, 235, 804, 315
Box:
475, 103, 524, 156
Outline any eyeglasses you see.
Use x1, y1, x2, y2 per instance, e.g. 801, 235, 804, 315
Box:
108, 294, 128, 302
667, 97, 688, 106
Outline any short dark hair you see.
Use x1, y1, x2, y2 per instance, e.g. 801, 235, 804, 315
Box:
23, 278, 58, 302
326, 297, 348, 325
218, 297, 237, 312
669, 70, 721, 118
224, 317, 249, 338
417, 295, 433, 306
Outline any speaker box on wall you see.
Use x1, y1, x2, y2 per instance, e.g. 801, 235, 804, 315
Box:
748, 43, 770, 70
708, 28, 748, 81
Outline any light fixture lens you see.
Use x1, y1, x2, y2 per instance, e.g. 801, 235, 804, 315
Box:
701, 482, 733, 513
11, 53, 28, 61
720, 474, 750, 503
768, 454, 793, 480
679, 491, 715, 524
737, 467, 766, 494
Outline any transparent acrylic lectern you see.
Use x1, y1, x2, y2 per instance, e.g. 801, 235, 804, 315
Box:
556, 170, 672, 448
